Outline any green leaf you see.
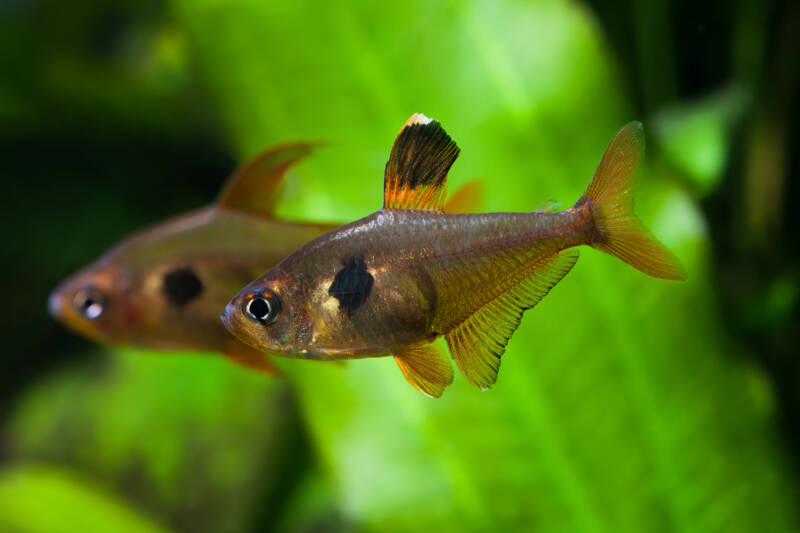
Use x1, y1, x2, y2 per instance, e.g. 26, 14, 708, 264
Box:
7, 351, 309, 533
0, 464, 170, 533
172, 1, 800, 531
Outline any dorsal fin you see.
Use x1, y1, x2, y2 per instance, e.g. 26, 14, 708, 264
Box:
444, 180, 485, 213
383, 114, 460, 212
216, 142, 317, 217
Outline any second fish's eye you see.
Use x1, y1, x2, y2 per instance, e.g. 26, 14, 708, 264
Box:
73, 288, 106, 320
244, 291, 279, 324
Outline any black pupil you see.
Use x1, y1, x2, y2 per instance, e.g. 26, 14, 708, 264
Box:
75, 289, 104, 319
249, 298, 270, 319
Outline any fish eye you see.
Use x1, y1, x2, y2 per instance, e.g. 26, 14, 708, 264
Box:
73, 287, 106, 320
244, 291, 280, 325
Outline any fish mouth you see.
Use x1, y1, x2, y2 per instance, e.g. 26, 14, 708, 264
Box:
47, 289, 65, 321
220, 303, 250, 344
47, 286, 110, 344
219, 307, 235, 332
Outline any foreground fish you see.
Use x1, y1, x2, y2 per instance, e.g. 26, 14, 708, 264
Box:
222, 115, 686, 395
48, 143, 337, 373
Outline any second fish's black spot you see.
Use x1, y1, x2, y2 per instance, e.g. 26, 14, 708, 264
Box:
329, 258, 374, 314
162, 267, 204, 307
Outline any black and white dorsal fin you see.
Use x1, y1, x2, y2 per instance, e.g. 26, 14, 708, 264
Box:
383, 114, 460, 212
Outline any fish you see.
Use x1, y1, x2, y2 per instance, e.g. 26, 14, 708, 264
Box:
47, 143, 337, 374
221, 114, 686, 395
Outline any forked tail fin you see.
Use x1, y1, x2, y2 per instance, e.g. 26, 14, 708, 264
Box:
578, 122, 687, 281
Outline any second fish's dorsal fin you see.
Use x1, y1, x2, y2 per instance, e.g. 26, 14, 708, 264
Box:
216, 142, 317, 217
383, 114, 460, 212
445, 250, 579, 390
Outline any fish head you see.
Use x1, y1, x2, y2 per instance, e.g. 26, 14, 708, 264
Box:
221, 266, 312, 358
48, 258, 136, 345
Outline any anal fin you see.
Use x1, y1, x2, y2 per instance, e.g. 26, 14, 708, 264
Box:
394, 344, 454, 398
223, 342, 280, 376
445, 250, 579, 390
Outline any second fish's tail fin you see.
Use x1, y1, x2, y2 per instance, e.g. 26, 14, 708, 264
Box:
577, 122, 687, 281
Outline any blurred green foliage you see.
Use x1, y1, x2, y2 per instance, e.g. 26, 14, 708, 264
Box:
7, 351, 319, 532
3, 0, 800, 532
652, 85, 750, 194
0, 464, 168, 533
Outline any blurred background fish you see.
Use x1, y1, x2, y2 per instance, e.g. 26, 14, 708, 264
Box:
46, 140, 482, 376
2, 1, 799, 532
47, 142, 336, 374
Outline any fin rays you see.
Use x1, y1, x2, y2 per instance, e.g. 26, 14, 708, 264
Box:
394, 343, 454, 398
383, 114, 460, 212
580, 122, 686, 280
446, 250, 579, 390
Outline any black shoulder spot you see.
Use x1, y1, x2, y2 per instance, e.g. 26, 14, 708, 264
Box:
162, 267, 204, 307
328, 258, 374, 314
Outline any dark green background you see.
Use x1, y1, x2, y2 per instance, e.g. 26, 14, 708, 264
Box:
1, 0, 799, 531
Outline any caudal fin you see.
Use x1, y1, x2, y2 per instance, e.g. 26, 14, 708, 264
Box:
578, 122, 687, 281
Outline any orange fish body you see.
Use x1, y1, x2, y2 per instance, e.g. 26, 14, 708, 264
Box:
49, 143, 335, 374
222, 115, 686, 394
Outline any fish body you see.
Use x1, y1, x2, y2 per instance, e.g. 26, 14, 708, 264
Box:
222, 115, 686, 394
246, 209, 588, 358
49, 143, 335, 373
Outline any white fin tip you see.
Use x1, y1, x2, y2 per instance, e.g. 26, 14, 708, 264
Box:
406, 113, 433, 126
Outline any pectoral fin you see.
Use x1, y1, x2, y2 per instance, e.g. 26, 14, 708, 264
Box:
394, 344, 454, 398
216, 142, 318, 217
223, 342, 280, 376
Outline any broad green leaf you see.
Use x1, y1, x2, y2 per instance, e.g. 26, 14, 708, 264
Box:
172, 0, 800, 531
7, 351, 310, 533
0, 464, 170, 533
